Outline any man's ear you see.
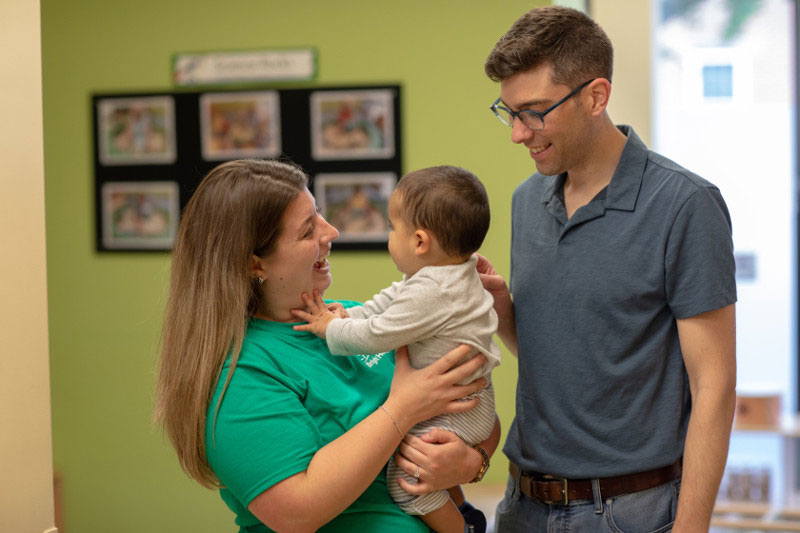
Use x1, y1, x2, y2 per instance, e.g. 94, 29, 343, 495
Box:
414, 229, 432, 256
250, 254, 267, 280
586, 78, 612, 116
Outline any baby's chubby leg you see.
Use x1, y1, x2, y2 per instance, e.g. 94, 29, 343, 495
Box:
420, 500, 465, 533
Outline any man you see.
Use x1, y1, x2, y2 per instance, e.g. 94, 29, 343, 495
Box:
478, 6, 737, 531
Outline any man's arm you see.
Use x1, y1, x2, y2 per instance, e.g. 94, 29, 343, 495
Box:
358, 280, 402, 317
475, 254, 518, 356
673, 303, 736, 531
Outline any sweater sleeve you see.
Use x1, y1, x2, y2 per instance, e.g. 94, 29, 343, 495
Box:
326, 275, 448, 355
357, 280, 403, 318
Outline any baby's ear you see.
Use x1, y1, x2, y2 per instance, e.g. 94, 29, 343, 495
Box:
414, 229, 432, 256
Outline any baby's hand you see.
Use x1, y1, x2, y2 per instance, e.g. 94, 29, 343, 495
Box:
326, 302, 349, 319
291, 290, 340, 338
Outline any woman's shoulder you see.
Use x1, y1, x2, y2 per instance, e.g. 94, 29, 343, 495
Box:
235, 311, 396, 382
242, 319, 326, 359
223, 319, 329, 386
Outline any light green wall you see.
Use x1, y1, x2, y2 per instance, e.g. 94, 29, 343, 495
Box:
42, 1, 544, 531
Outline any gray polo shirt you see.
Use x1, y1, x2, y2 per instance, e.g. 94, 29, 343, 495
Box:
505, 126, 736, 478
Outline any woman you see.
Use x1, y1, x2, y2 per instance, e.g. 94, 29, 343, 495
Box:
154, 159, 498, 532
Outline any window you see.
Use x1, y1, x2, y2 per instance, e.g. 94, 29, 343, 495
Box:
653, 0, 796, 505
702, 64, 733, 98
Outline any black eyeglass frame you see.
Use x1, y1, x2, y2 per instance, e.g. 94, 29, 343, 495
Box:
490, 78, 597, 131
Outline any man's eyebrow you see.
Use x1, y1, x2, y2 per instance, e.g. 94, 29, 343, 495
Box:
503, 97, 552, 110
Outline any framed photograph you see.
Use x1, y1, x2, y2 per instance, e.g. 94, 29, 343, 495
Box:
199, 91, 281, 160
310, 89, 395, 160
97, 96, 176, 165
101, 181, 180, 250
314, 173, 395, 245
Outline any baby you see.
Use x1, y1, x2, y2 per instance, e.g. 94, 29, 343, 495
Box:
293, 165, 500, 533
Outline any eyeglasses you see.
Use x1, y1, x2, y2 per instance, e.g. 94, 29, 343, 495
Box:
490, 78, 596, 131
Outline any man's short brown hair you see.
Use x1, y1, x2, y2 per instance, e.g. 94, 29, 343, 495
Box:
394, 165, 490, 257
485, 6, 613, 88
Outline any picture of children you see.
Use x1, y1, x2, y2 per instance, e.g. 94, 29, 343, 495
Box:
314, 172, 394, 243
101, 181, 179, 249
311, 89, 395, 160
98, 96, 176, 165
199, 91, 281, 160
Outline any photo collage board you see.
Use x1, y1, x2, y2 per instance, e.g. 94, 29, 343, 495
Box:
92, 84, 402, 252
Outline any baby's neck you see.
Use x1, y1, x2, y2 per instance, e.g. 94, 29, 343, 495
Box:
434, 255, 469, 267
419, 252, 471, 269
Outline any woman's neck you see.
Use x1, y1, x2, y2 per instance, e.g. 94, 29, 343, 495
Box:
253, 303, 299, 323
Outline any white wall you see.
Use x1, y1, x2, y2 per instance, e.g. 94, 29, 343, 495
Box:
0, 0, 57, 531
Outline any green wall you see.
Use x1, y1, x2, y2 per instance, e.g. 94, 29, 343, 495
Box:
42, 1, 544, 530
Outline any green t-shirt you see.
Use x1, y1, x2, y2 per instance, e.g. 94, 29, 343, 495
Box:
206, 300, 427, 533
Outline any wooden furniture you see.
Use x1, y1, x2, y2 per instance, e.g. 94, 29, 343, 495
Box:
712, 414, 800, 530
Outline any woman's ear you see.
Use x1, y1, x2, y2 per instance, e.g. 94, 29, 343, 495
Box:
414, 229, 432, 256
250, 254, 267, 281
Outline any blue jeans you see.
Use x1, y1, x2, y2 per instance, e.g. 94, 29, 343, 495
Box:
494, 471, 681, 532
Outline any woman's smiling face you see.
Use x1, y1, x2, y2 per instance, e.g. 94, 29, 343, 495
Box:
255, 188, 339, 321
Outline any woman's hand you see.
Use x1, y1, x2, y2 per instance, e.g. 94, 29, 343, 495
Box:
383, 345, 487, 434
394, 428, 483, 494
394, 416, 500, 493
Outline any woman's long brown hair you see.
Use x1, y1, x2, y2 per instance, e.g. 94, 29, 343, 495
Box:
154, 159, 307, 487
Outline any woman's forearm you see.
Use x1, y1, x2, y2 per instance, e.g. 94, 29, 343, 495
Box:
249, 406, 407, 531
394, 414, 502, 494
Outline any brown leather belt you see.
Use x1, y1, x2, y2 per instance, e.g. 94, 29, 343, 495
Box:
510, 458, 682, 505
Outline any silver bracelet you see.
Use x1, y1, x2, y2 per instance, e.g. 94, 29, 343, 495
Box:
379, 405, 404, 438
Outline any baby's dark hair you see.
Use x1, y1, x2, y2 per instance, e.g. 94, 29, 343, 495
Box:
394, 165, 490, 257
